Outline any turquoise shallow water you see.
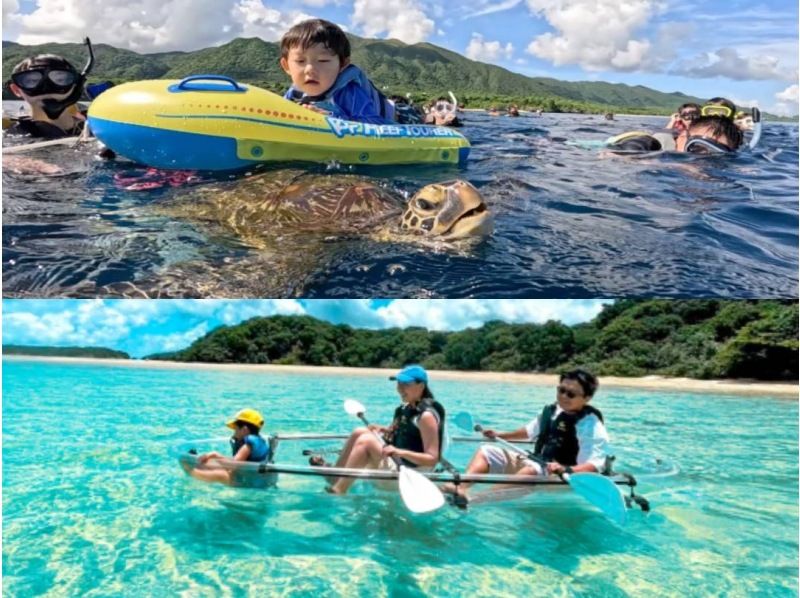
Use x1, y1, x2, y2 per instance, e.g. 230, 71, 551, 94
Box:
3, 357, 798, 597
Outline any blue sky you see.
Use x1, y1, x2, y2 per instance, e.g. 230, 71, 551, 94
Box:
2, 299, 610, 358
2, 0, 797, 114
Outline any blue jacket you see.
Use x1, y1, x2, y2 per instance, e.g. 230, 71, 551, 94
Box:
230, 434, 270, 462
284, 64, 395, 124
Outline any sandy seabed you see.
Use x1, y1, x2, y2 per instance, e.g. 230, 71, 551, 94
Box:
4, 355, 797, 398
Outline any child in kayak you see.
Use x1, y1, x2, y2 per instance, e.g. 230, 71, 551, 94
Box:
443, 369, 609, 502
280, 18, 395, 124
182, 408, 271, 486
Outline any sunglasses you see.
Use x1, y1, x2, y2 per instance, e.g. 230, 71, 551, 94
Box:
684, 136, 733, 154
701, 104, 734, 118
679, 111, 699, 120
11, 68, 77, 93
557, 385, 583, 399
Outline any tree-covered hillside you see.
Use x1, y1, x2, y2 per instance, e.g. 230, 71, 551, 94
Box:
145, 300, 798, 381
2, 37, 712, 114
3, 345, 130, 359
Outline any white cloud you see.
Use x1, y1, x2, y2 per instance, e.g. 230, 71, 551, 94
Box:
772, 84, 799, 116
371, 300, 610, 331
524, 0, 661, 72
3, 0, 314, 52
351, 0, 434, 44
139, 322, 209, 355
2, 300, 610, 358
463, 0, 523, 19
2, 0, 19, 20
465, 33, 513, 63
679, 47, 793, 81
232, 0, 314, 42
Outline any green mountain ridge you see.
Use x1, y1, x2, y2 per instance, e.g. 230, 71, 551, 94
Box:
143, 300, 798, 381
4, 36, 781, 116
3, 345, 130, 359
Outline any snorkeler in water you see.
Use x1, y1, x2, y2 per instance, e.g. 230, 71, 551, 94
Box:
4, 38, 96, 140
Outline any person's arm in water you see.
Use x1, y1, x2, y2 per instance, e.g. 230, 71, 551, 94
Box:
381, 410, 440, 467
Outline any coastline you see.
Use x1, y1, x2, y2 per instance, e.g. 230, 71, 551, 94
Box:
4, 355, 797, 398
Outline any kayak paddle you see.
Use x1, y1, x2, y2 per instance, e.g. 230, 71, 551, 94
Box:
452, 411, 628, 525
343, 399, 445, 514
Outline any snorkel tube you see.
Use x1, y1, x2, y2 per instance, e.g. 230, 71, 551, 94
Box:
748, 106, 762, 150
40, 37, 95, 120
448, 91, 459, 111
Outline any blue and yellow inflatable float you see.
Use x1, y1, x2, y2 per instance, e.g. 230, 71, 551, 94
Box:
88, 75, 470, 170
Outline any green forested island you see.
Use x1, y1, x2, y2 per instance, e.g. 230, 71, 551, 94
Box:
3, 345, 130, 359
2, 36, 754, 116
146, 300, 798, 381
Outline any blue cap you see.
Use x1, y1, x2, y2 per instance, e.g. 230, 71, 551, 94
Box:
390, 364, 428, 384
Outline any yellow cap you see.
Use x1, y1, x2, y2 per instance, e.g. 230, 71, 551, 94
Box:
226, 408, 264, 430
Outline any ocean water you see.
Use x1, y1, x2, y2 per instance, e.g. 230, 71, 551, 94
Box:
3, 357, 798, 596
2, 104, 797, 298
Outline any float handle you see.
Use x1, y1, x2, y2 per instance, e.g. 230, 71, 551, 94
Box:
173, 75, 247, 93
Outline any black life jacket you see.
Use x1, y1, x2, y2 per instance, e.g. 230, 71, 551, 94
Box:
533, 402, 604, 466
6, 116, 84, 140
385, 398, 445, 467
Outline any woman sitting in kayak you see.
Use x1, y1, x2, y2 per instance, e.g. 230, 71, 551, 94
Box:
322, 364, 445, 495
443, 368, 609, 502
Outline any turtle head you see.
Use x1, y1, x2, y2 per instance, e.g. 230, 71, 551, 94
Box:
400, 180, 493, 240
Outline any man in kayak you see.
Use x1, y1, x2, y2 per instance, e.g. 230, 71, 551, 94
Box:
280, 19, 395, 124
323, 365, 446, 495
182, 409, 271, 486
443, 369, 609, 501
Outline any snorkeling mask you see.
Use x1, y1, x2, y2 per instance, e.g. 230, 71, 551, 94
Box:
434, 101, 454, 114
11, 37, 95, 119
700, 104, 734, 119
684, 135, 733, 154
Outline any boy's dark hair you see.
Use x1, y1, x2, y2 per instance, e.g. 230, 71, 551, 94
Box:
560, 368, 598, 398
12, 54, 76, 76
236, 420, 261, 435
689, 115, 744, 149
705, 97, 736, 115
280, 19, 350, 62
679, 103, 701, 113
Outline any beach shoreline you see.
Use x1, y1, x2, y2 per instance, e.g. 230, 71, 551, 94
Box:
4, 355, 797, 398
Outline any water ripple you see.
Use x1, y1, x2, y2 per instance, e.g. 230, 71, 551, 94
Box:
2, 112, 797, 297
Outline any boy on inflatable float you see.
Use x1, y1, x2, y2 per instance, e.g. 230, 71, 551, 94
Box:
280, 18, 403, 125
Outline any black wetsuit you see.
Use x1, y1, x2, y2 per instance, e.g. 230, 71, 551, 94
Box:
6, 116, 85, 140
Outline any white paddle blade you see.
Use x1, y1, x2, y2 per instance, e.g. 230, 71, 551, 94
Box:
452, 412, 475, 433
398, 467, 445, 514
343, 398, 366, 417
567, 473, 628, 525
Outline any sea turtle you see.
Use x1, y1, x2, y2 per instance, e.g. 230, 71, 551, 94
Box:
157, 169, 493, 247
81, 170, 493, 298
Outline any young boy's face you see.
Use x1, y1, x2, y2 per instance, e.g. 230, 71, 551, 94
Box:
280, 43, 348, 96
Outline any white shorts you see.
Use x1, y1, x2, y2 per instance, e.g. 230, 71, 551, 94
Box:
480, 444, 544, 476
